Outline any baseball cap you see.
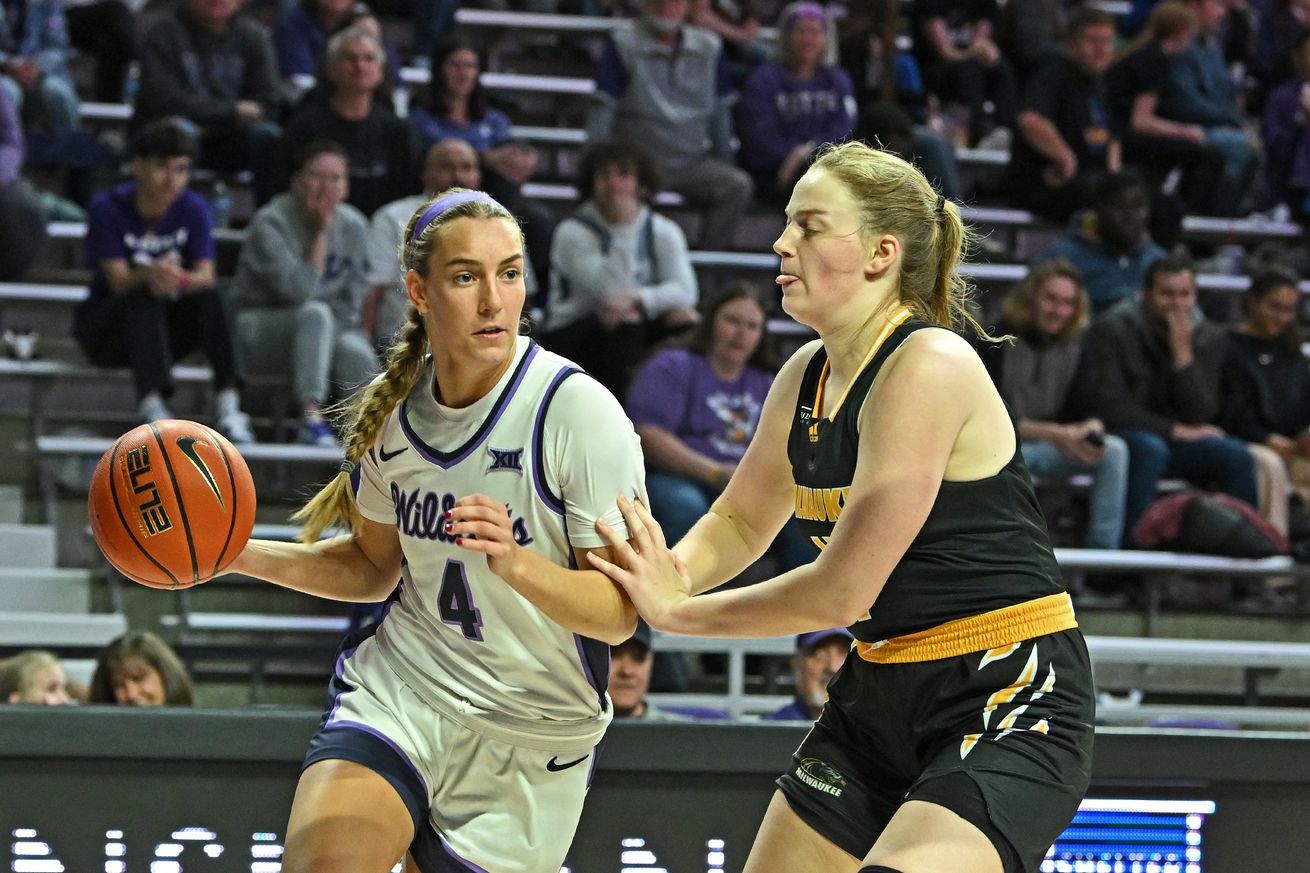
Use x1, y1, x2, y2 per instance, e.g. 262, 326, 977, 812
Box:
619, 619, 652, 653
795, 627, 853, 653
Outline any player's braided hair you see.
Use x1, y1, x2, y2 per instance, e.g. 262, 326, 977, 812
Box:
292, 189, 523, 543
809, 140, 997, 341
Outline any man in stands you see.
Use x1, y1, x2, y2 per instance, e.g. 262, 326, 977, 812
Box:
586, 0, 752, 250
135, 0, 282, 204
763, 629, 852, 722
1009, 8, 1118, 222
73, 118, 253, 442
1081, 253, 1257, 545
1032, 170, 1166, 314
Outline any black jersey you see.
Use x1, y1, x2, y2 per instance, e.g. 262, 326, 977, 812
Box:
787, 316, 1065, 642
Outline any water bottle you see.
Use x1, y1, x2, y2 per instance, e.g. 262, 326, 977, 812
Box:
210, 181, 231, 230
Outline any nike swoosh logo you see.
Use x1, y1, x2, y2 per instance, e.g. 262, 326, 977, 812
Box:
378, 445, 409, 462
176, 436, 224, 507
546, 754, 589, 772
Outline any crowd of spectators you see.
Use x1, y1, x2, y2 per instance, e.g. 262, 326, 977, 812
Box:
4, 0, 1310, 579
1, 632, 194, 706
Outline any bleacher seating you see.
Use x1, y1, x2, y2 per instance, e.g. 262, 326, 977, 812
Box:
5, 0, 1310, 720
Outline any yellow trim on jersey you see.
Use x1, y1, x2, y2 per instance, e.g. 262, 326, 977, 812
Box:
812, 306, 914, 420
855, 592, 1077, 664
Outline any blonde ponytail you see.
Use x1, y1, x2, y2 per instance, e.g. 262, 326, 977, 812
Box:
292, 308, 430, 542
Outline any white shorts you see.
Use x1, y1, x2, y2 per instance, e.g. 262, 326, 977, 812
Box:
305, 633, 600, 873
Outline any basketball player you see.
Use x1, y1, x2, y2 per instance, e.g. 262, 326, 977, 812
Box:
225, 189, 647, 873
589, 141, 1096, 873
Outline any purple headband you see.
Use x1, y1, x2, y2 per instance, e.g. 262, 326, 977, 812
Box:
411, 190, 501, 241
783, 2, 825, 29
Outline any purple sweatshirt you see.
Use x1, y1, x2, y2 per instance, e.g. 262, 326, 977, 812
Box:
735, 61, 856, 175
0, 84, 22, 185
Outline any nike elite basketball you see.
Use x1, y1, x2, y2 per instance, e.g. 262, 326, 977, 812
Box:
88, 420, 256, 589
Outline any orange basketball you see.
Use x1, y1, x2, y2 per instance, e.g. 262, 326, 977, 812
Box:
88, 419, 256, 590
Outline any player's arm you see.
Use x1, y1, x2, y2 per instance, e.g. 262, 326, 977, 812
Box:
228, 514, 404, 603
449, 511, 637, 645
672, 340, 815, 595
597, 330, 985, 636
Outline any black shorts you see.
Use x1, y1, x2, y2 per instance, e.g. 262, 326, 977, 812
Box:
776, 629, 1095, 873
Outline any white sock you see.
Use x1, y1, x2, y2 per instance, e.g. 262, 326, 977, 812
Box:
139, 392, 169, 417
215, 387, 241, 418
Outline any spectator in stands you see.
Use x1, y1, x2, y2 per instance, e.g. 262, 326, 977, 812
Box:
1221, 266, 1310, 514
135, 0, 283, 204
587, 0, 754, 250
1261, 29, 1310, 220
283, 27, 414, 217
762, 628, 851, 722
87, 631, 194, 706
365, 138, 477, 350
0, 83, 46, 281
233, 139, 378, 448
1009, 8, 1119, 223
626, 281, 812, 569
273, 0, 355, 80
0, 650, 73, 704
837, 7, 963, 201
610, 620, 698, 720
692, 0, 767, 81
983, 260, 1130, 549
1252, 0, 1310, 103
0, 0, 79, 134
839, 4, 928, 118
74, 118, 254, 441
855, 100, 963, 204
543, 139, 698, 396
1081, 253, 1258, 544
1001, 0, 1081, 78
281, 2, 402, 110
408, 38, 554, 286
1032, 170, 1167, 314
1159, 0, 1261, 215
63, 0, 135, 103
736, 2, 856, 204
1105, 1, 1226, 218
911, 0, 1017, 148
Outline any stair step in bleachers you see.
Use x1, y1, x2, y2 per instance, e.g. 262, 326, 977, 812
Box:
0, 566, 93, 612
0, 610, 127, 656
0, 524, 57, 568
36, 434, 341, 464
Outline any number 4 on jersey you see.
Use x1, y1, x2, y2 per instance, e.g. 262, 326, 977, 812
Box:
438, 559, 484, 640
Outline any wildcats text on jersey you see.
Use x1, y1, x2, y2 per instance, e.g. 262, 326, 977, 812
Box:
391, 483, 534, 546
794, 484, 850, 523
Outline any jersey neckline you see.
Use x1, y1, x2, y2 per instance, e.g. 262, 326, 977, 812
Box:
812, 306, 913, 421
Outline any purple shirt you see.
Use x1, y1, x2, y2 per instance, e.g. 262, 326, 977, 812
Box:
627, 347, 774, 463
0, 82, 21, 185
272, 5, 325, 79
85, 182, 215, 299
736, 62, 856, 174
408, 106, 511, 153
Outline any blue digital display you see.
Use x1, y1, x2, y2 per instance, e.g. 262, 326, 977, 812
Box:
1041, 798, 1216, 873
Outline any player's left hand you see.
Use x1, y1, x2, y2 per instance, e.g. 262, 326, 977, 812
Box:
446, 494, 522, 581
588, 494, 691, 631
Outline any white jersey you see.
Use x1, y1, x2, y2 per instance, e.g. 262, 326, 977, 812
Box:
352, 336, 646, 748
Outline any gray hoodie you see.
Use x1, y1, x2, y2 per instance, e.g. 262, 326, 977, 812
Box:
233, 192, 371, 327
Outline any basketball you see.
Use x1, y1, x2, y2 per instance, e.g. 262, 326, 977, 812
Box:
88, 419, 257, 590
